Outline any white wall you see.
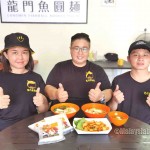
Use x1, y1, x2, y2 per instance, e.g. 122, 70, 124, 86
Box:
0, 0, 150, 81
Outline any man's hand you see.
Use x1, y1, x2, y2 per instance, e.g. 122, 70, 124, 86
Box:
113, 85, 124, 104
56, 83, 68, 102
89, 82, 103, 102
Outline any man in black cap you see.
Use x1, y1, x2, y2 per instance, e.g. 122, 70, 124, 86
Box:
0, 32, 49, 131
109, 40, 150, 124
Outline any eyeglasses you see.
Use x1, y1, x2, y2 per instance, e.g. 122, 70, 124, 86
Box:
71, 47, 89, 53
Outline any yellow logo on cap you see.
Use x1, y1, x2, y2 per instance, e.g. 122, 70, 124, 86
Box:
17, 36, 24, 42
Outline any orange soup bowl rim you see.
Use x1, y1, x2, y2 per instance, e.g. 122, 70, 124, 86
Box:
81, 103, 110, 118
50, 103, 80, 119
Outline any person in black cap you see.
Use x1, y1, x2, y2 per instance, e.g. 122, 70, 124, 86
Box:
0, 32, 49, 131
109, 40, 150, 124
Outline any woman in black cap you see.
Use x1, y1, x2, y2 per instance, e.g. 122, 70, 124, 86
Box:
0, 32, 49, 130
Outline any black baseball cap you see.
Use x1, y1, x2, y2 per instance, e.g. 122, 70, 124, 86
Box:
128, 40, 150, 55
2, 32, 34, 53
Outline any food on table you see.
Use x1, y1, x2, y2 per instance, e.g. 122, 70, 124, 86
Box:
51, 103, 80, 119
28, 114, 74, 136
85, 108, 106, 114
53, 105, 76, 114
75, 118, 86, 130
61, 117, 70, 129
112, 112, 126, 120
108, 111, 129, 126
42, 122, 59, 136
74, 118, 109, 132
113, 115, 124, 120
35, 119, 45, 127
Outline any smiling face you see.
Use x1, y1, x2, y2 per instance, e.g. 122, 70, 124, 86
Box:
4, 46, 30, 73
70, 39, 90, 67
127, 48, 150, 70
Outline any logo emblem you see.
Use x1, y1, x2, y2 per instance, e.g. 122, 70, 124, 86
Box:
27, 80, 36, 92
17, 36, 24, 42
135, 41, 146, 46
86, 71, 95, 82
144, 91, 150, 96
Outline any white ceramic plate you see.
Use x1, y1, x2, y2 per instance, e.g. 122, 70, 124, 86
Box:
73, 118, 112, 134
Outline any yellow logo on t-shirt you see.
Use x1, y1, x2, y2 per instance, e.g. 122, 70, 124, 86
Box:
86, 71, 95, 82
144, 91, 150, 96
27, 80, 36, 92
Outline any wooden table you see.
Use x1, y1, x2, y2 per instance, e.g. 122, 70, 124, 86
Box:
0, 111, 149, 150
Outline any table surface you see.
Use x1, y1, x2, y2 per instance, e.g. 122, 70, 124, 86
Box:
93, 60, 131, 69
0, 111, 150, 150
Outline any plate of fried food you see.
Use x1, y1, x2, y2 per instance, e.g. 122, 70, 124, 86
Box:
73, 118, 112, 134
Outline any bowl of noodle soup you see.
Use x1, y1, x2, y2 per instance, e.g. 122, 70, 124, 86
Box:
81, 103, 110, 118
51, 103, 80, 119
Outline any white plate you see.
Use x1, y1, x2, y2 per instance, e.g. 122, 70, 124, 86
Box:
73, 118, 112, 134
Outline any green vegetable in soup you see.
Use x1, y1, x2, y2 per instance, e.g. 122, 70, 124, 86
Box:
54, 105, 67, 111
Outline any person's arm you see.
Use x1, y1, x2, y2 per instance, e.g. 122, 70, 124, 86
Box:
146, 93, 150, 107
102, 89, 112, 103
33, 87, 49, 113
108, 97, 119, 110
45, 85, 58, 100
93, 66, 112, 103
45, 84, 68, 102
36, 95, 49, 113
0, 87, 10, 109
88, 82, 112, 103
108, 85, 124, 110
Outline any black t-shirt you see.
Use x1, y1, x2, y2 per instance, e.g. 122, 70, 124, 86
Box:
46, 60, 111, 106
112, 71, 150, 124
0, 71, 46, 130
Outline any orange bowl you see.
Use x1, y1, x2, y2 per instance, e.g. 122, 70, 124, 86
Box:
81, 103, 110, 118
50, 103, 80, 119
108, 111, 129, 126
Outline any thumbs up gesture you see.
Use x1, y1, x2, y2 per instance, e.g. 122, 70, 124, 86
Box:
0, 87, 10, 109
113, 85, 124, 104
33, 87, 45, 107
57, 83, 68, 102
89, 82, 103, 102
146, 93, 150, 107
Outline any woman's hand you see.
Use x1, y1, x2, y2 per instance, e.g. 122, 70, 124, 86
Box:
0, 87, 10, 109
146, 94, 150, 107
